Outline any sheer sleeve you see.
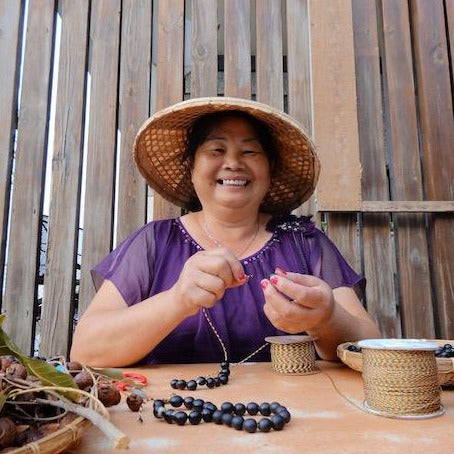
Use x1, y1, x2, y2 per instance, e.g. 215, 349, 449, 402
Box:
90, 222, 156, 306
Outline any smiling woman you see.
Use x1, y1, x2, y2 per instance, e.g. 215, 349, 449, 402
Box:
69, 97, 380, 368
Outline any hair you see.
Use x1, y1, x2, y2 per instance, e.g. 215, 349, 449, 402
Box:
181, 110, 278, 211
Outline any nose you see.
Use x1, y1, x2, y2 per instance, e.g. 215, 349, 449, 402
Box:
222, 149, 244, 170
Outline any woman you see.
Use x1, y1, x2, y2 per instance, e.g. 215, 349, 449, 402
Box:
70, 97, 380, 367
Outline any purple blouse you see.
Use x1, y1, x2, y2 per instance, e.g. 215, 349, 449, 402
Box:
91, 214, 364, 364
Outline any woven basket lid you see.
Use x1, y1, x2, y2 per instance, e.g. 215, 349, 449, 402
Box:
133, 97, 320, 214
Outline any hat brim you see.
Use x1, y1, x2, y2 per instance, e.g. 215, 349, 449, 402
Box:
133, 97, 320, 214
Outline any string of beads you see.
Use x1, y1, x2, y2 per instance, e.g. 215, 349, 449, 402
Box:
153, 395, 291, 433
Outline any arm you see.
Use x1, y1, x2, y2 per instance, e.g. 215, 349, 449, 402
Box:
262, 271, 381, 360
70, 248, 246, 367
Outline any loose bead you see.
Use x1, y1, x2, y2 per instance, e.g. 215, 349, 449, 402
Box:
231, 415, 244, 430
258, 418, 273, 433
214, 377, 221, 387
221, 402, 234, 413
221, 413, 233, 427
220, 361, 230, 369
234, 403, 246, 416
163, 409, 174, 423
212, 410, 223, 424
183, 396, 194, 409
174, 411, 188, 425
192, 399, 204, 410
243, 418, 258, 433
246, 402, 259, 415
271, 414, 285, 431
277, 409, 291, 423
186, 380, 197, 391
206, 378, 215, 388
176, 379, 187, 390
203, 402, 217, 412
196, 376, 207, 385
259, 402, 271, 416
202, 408, 214, 422
269, 402, 280, 412
189, 410, 202, 425
170, 379, 179, 389
218, 374, 229, 385
169, 395, 183, 407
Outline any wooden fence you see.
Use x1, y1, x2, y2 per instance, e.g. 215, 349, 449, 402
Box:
0, 0, 453, 358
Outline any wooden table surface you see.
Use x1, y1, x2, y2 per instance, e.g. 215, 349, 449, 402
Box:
71, 361, 453, 454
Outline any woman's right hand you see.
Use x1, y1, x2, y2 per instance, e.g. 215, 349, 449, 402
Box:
171, 247, 247, 315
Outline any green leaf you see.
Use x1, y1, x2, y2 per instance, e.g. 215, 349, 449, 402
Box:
0, 314, 79, 401
90, 367, 124, 381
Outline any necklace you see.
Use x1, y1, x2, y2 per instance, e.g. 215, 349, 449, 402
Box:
200, 215, 260, 258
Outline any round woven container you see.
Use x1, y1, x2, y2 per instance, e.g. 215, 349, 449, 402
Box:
265, 335, 318, 375
358, 339, 444, 419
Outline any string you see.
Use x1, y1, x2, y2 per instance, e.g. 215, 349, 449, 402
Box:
200, 215, 260, 258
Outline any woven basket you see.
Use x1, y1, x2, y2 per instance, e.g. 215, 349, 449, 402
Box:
337, 339, 454, 387
7, 416, 92, 454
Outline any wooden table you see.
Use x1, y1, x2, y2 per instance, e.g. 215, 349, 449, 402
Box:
72, 362, 453, 454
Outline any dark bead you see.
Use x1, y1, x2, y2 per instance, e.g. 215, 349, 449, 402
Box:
271, 414, 286, 430
269, 402, 280, 412
163, 409, 174, 423
277, 409, 291, 423
258, 417, 273, 432
188, 410, 202, 425
347, 344, 357, 352
176, 379, 187, 390
192, 399, 204, 410
220, 361, 230, 369
214, 377, 221, 387
174, 411, 188, 425
220, 368, 230, 377
443, 344, 452, 350
183, 396, 194, 409
242, 418, 258, 433
221, 413, 233, 426
206, 377, 215, 388
246, 402, 259, 415
202, 408, 214, 422
231, 415, 244, 430
196, 376, 207, 385
203, 402, 217, 412
274, 405, 287, 414
234, 403, 246, 416
186, 380, 197, 391
170, 379, 179, 389
153, 399, 165, 409
221, 402, 234, 413
169, 395, 184, 407
153, 406, 165, 418
218, 374, 229, 385
434, 347, 444, 356
259, 402, 271, 416
212, 410, 223, 424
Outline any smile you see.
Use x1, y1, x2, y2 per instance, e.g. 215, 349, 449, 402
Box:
217, 179, 249, 186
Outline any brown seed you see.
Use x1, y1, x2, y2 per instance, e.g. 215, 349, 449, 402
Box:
66, 361, 83, 376
97, 383, 121, 407
0, 417, 17, 449
126, 393, 144, 412
73, 370, 94, 390
0, 356, 16, 372
6, 363, 27, 379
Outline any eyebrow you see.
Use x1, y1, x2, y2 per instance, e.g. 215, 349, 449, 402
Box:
204, 136, 260, 143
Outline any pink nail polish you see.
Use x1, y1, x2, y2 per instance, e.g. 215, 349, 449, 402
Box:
261, 279, 268, 290
238, 272, 245, 281
270, 276, 279, 285
276, 267, 287, 275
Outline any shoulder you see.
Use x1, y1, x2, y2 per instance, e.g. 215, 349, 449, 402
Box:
265, 213, 317, 236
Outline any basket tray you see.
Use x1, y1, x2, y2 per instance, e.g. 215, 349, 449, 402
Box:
7, 416, 92, 454
337, 339, 454, 387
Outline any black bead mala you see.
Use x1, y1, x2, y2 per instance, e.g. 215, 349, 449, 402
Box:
170, 361, 230, 391
153, 395, 291, 433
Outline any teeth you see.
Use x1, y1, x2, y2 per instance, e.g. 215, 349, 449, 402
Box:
221, 179, 247, 186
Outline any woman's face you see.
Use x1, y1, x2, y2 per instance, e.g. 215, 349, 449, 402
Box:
190, 116, 271, 212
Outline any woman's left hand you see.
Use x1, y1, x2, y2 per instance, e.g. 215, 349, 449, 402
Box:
261, 270, 335, 333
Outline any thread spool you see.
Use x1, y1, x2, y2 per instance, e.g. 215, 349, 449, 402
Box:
358, 339, 444, 419
265, 335, 318, 375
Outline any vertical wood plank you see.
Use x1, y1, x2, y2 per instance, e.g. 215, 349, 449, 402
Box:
256, 0, 284, 109
411, 0, 454, 337
116, 0, 152, 243
310, 0, 362, 212
0, 1, 23, 304
78, 0, 120, 315
153, 0, 184, 220
381, 0, 434, 337
40, 0, 89, 357
224, 0, 251, 98
191, 0, 217, 97
447, 0, 454, 87
286, 0, 311, 132
352, 0, 400, 337
4, 1, 55, 353
311, 0, 361, 284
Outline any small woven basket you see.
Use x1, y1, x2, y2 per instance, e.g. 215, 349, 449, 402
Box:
337, 339, 454, 387
265, 335, 318, 375
8, 416, 92, 454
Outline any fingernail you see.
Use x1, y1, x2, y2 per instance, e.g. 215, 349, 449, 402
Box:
270, 275, 279, 285
275, 267, 287, 275
261, 279, 268, 290
238, 272, 246, 281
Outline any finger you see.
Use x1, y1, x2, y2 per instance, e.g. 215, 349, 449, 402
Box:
193, 272, 226, 301
269, 274, 324, 309
262, 292, 308, 333
202, 248, 247, 286
274, 269, 323, 287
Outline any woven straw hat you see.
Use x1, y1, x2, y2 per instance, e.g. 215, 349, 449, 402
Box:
133, 97, 320, 214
